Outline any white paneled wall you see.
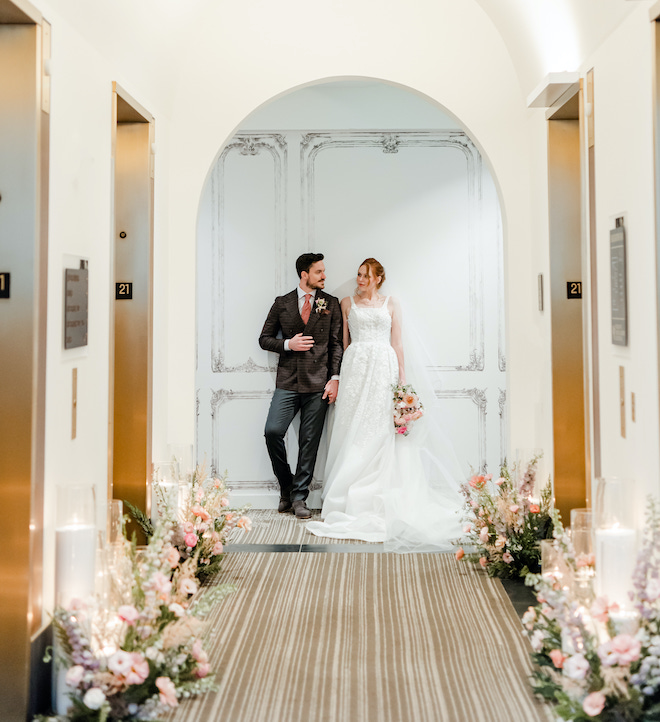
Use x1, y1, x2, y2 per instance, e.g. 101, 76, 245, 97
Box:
197, 123, 504, 507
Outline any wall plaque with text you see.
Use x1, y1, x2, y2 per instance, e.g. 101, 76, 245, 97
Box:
65, 267, 88, 349
610, 221, 628, 346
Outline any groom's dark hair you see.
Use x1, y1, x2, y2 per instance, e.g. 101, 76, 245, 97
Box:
296, 253, 324, 278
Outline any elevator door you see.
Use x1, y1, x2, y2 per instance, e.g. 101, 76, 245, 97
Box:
548, 94, 588, 520
109, 87, 154, 539
0, 1, 49, 718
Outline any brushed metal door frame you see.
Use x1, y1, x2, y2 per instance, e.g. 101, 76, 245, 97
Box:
547, 91, 589, 520
108, 84, 154, 536
0, 1, 50, 718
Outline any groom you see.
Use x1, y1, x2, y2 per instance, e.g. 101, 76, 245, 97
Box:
259, 253, 343, 519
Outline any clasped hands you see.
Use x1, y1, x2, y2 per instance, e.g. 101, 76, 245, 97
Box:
289, 333, 338, 404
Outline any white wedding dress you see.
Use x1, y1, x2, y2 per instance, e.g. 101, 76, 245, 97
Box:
306, 297, 463, 551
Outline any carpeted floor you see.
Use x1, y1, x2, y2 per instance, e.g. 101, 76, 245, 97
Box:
167, 551, 551, 722
227, 508, 372, 546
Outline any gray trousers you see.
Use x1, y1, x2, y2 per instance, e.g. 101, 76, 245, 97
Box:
264, 388, 328, 502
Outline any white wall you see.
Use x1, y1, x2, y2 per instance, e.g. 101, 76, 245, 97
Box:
581, 5, 660, 500
32, 1, 174, 616
165, 0, 545, 466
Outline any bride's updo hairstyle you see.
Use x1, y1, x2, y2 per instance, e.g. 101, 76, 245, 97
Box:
360, 258, 386, 289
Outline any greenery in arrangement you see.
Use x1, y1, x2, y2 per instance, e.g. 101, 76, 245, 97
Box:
455, 456, 554, 579
521, 501, 660, 720
36, 524, 233, 722
127, 465, 251, 581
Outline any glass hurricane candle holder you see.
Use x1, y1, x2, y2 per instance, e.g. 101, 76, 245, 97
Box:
150, 461, 178, 524
541, 539, 572, 590
55, 484, 97, 608
107, 499, 123, 545
54, 484, 96, 714
594, 477, 638, 609
167, 443, 194, 482
570, 508, 595, 577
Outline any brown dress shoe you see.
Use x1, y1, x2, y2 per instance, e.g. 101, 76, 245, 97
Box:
278, 498, 292, 513
292, 500, 312, 519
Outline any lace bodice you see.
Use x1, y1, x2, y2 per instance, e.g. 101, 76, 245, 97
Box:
348, 296, 391, 344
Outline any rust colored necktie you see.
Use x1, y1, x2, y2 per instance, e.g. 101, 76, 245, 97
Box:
301, 294, 311, 324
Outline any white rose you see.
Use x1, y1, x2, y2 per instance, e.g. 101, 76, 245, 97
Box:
64, 665, 84, 688
563, 654, 590, 681
530, 629, 546, 652
169, 602, 185, 618
647, 578, 660, 602
521, 607, 536, 627
83, 687, 106, 710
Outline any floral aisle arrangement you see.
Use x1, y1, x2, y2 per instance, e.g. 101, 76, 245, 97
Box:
521, 503, 660, 721
455, 456, 554, 579
129, 465, 252, 581
392, 383, 424, 436
37, 525, 233, 722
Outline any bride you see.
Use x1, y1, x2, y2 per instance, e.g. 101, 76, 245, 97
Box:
306, 258, 463, 551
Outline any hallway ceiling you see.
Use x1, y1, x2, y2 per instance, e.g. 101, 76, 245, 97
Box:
44, 0, 641, 105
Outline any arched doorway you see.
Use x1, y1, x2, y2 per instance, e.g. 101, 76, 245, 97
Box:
195, 79, 506, 508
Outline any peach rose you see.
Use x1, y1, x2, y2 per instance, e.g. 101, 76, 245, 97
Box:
455, 547, 465, 561
212, 541, 224, 555
124, 652, 149, 685
549, 649, 566, 669
191, 504, 211, 522
529, 504, 540, 513
117, 605, 139, 626
237, 516, 252, 531
156, 677, 178, 707
590, 597, 619, 624
166, 546, 181, 569
180, 577, 198, 596
479, 557, 487, 568
582, 691, 606, 717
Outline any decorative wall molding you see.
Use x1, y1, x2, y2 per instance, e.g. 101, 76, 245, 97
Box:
210, 389, 277, 488
210, 134, 287, 373
300, 130, 484, 372
436, 387, 488, 472
498, 388, 508, 467
497, 212, 507, 372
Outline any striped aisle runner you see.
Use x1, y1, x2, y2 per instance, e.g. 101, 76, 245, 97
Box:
167, 552, 552, 722
226, 509, 371, 545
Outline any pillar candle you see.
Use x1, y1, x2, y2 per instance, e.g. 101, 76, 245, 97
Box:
595, 527, 637, 608
55, 523, 97, 607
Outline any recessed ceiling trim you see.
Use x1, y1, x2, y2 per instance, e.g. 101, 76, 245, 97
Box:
651, 1, 660, 22
0, 0, 41, 24
527, 72, 580, 109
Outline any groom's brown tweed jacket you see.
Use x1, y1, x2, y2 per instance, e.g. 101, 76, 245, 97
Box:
259, 289, 343, 393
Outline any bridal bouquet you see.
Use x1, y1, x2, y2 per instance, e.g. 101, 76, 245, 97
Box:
129, 465, 251, 581
522, 502, 660, 721
392, 383, 424, 436
455, 456, 554, 578
39, 525, 233, 721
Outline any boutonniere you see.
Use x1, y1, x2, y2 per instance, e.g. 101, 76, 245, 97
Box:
315, 298, 329, 315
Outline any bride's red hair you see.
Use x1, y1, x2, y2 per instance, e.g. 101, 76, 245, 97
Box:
359, 258, 386, 289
